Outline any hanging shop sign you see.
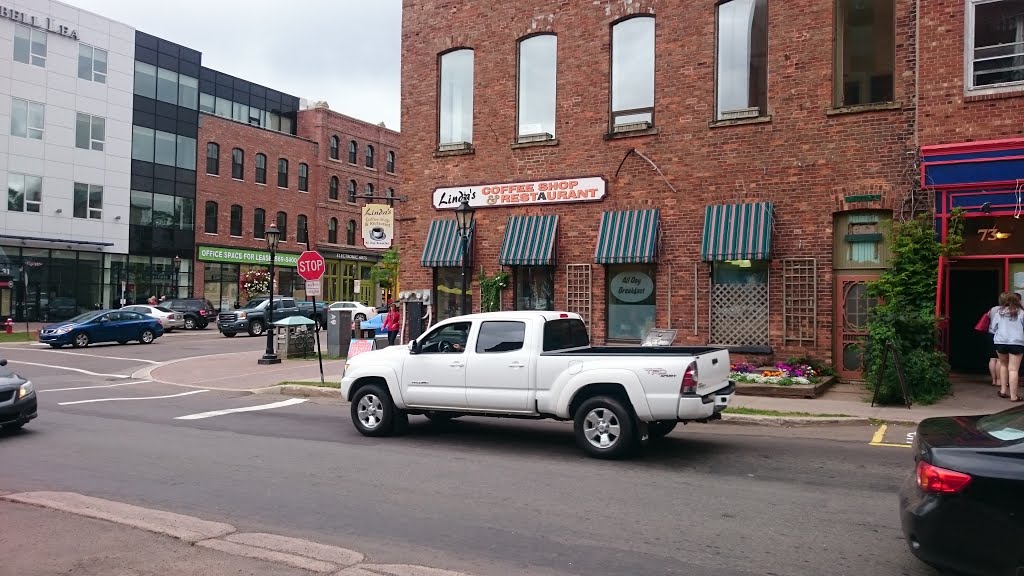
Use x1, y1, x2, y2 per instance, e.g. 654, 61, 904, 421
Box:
197, 245, 300, 267
433, 177, 606, 210
361, 205, 394, 249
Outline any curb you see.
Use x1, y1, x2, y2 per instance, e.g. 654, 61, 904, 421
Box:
720, 413, 871, 427
253, 384, 341, 398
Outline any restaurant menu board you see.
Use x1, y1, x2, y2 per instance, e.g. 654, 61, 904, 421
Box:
347, 339, 376, 359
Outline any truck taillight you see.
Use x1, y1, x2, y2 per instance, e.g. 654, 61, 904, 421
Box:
680, 362, 698, 395
198, 310, 207, 316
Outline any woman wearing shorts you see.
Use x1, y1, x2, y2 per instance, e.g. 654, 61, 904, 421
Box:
991, 291, 1024, 402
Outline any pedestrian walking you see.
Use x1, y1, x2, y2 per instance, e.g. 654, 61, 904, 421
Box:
385, 303, 401, 346
991, 291, 1024, 402
977, 301, 1000, 386
148, 295, 157, 306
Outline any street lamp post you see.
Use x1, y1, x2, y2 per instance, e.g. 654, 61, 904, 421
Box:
454, 201, 476, 316
258, 224, 282, 365
172, 255, 181, 298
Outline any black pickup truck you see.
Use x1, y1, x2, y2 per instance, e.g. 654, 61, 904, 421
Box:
217, 296, 302, 337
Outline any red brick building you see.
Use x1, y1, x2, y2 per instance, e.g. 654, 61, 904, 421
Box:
399, 0, 918, 378
193, 113, 319, 310
297, 104, 401, 305
919, 0, 1024, 374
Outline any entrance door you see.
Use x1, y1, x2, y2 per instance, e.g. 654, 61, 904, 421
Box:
834, 274, 880, 380
948, 267, 1001, 374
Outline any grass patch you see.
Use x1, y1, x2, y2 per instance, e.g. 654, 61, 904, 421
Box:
724, 407, 853, 418
0, 332, 33, 343
278, 380, 340, 389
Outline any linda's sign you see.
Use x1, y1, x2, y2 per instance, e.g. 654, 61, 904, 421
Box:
433, 177, 606, 210
2, 6, 78, 39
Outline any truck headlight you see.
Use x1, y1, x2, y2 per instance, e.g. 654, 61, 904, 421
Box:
17, 381, 34, 399
237, 312, 247, 320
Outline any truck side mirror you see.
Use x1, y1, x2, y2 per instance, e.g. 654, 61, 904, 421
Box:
410, 340, 422, 355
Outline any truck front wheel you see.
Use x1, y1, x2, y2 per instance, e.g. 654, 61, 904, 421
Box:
248, 321, 265, 337
574, 396, 637, 459
351, 384, 400, 437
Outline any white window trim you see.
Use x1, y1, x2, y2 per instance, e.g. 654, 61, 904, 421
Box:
7, 173, 42, 213
74, 183, 103, 220
11, 98, 44, 140
14, 24, 46, 67
965, 0, 1024, 95
77, 113, 105, 151
79, 43, 107, 83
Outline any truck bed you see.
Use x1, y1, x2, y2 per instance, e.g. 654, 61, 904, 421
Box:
542, 346, 725, 356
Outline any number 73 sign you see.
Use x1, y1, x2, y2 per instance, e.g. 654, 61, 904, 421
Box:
977, 228, 1012, 241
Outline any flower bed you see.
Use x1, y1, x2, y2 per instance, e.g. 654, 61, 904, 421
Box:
730, 362, 821, 387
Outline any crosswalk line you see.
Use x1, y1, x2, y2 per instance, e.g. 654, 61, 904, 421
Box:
175, 398, 308, 420
59, 390, 209, 405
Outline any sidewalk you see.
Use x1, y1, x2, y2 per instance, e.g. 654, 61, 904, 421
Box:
146, 350, 345, 391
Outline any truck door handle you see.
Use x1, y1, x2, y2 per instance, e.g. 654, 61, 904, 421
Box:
449, 362, 465, 368
509, 362, 525, 368
712, 358, 718, 365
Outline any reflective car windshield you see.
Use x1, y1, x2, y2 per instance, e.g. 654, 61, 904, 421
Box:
66, 311, 103, 324
977, 407, 1024, 442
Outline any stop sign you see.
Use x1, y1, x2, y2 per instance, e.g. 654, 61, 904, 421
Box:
296, 250, 326, 281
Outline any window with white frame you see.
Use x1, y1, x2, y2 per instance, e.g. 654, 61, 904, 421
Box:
73, 183, 103, 220
75, 113, 105, 151
7, 173, 42, 213
967, 0, 1024, 90
611, 16, 656, 130
11, 98, 44, 140
14, 25, 46, 67
517, 34, 557, 140
439, 49, 474, 146
78, 44, 108, 83
716, 0, 768, 119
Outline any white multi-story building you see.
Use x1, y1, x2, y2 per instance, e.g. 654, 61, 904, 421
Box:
0, 1, 134, 320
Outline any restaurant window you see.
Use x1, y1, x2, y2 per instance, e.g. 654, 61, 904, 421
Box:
611, 16, 655, 131
297, 214, 309, 244
365, 145, 375, 168
348, 140, 357, 163
298, 163, 309, 191
710, 260, 769, 346
328, 218, 338, 244
231, 148, 244, 179
329, 135, 339, 159
967, 0, 1024, 90
347, 179, 357, 202
434, 267, 469, 321
204, 201, 218, 234
517, 34, 557, 140
254, 208, 266, 239
346, 219, 356, 245
834, 0, 895, 107
203, 263, 240, 313
514, 266, 554, 311
329, 176, 339, 200
439, 48, 474, 146
276, 211, 288, 242
255, 153, 267, 184
716, 0, 768, 120
386, 151, 395, 173
607, 264, 656, 341
206, 142, 220, 175
278, 158, 289, 188
230, 204, 242, 237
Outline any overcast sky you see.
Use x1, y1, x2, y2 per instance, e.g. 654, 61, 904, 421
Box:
68, 0, 402, 129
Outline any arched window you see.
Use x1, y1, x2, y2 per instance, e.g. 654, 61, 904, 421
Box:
610, 15, 655, 130
276, 211, 288, 241
365, 183, 374, 198
365, 145, 375, 168
255, 153, 267, 184
329, 135, 339, 160
387, 188, 395, 207
254, 208, 266, 239
328, 218, 338, 244
439, 48, 474, 145
297, 214, 308, 243
204, 201, 218, 233
386, 150, 395, 173
231, 148, 244, 179
230, 204, 242, 237
206, 142, 219, 175
348, 140, 357, 163
298, 163, 308, 191
329, 176, 339, 200
346, 219, 356, 245
277, 158, 289, 188
347, 179, 356, 203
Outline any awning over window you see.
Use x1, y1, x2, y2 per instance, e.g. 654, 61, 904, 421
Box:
421, 219, 472, 267
594, 209, 660, 264
701, 202, 774, 261
499, 215, 559, 266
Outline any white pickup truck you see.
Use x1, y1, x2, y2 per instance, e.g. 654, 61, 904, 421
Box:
340, 311, 735, 459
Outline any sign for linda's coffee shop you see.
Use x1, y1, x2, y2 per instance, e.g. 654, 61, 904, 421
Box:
433, 177, 606, 210
1, 6, 78, 39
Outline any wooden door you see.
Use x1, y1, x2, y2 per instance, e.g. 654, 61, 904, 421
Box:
834, 274, 880, 380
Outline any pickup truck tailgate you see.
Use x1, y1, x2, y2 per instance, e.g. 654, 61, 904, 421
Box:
695, 349, 730, 394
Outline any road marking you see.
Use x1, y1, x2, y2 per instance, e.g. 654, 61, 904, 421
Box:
41, 381, 153, 393
37, 350, 161, 364
58, 390, 209, 405
8, 361, 132, 378
869, 423, 912, 449
175, 398, 308, 420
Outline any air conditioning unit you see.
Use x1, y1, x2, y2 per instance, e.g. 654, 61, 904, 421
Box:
613, 120, 652, 133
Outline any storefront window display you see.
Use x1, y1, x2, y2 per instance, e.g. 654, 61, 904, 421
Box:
606, 264, 656, 341
434, 267, 470, 322
514, 266, 554, 311
204, 263, 240, 312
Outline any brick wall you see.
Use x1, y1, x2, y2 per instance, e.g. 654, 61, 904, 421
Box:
193, 114, 319, 294
400, 0, 919, 362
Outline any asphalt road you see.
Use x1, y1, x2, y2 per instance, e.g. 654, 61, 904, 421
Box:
0, 341, 935, 576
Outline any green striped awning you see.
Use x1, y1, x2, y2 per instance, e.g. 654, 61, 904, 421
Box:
701, 202, 774, 261
594, 209, 660, 264
499, 215, 559, 266
421, 219, 473, 267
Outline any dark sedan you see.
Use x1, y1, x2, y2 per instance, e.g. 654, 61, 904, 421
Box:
899, 406, 1024, 576
39, 310, 164, 348
0, 358, 36, 432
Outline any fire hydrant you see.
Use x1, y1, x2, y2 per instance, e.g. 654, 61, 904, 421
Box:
5, 318, 13, 334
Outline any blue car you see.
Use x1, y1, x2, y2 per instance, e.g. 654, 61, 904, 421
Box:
39, 309, 164, 349
359, 312, 389, 337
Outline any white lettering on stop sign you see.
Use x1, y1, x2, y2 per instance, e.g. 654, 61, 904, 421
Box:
297, 251, 326, 281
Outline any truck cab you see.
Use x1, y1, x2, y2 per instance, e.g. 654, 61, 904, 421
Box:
217, 296, 300, 337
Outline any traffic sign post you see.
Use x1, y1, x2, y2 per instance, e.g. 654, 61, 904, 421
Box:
305, 279, 321, 297
297, 244, 326, 384
297, 251, 326, 282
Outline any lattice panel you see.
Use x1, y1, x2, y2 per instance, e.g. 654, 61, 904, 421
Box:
782, 258, 817, 344
565, 264, 592, 327
710, 283, 769, 346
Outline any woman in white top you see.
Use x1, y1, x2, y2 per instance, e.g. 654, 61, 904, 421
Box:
991, 291, 1024, 402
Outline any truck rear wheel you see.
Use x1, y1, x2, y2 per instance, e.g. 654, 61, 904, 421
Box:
574, 396, 637, 459
351, 384, 399, 437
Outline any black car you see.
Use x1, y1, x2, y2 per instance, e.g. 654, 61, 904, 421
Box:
163, 298, 217, 330
899, 406, 1024, 576
296, 300, 328, 329
0, 358, 36, 432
